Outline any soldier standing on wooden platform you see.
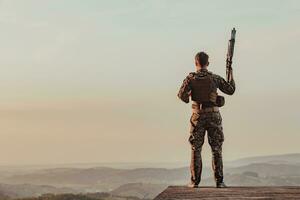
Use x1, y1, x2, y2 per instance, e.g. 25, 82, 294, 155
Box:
177, 50, 235, 188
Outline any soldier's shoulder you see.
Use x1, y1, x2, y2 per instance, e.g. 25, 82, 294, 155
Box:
181, 72, 195, 84
209, 73, 226, 85
210, 72, 223, 80
186, 72, 196, 79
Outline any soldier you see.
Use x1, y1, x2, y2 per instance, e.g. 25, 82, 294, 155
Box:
177, 51, 235, 188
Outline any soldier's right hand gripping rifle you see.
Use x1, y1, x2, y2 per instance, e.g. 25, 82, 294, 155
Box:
226, 28, 236, 82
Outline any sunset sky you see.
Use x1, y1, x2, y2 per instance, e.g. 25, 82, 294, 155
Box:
0, 0, 299, 165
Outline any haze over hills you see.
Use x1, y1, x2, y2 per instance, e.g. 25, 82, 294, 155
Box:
1, 153, 299, 170
226, 153, 300, 167
0, 153, 299, 199
2, 167, 192, 191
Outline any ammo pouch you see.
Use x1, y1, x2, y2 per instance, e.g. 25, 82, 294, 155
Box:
216, 95, 225, 107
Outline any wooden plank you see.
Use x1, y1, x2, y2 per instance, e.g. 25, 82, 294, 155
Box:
154, 186, 300, 200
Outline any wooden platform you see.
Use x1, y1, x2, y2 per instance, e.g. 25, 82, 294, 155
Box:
154, 186, 300, 200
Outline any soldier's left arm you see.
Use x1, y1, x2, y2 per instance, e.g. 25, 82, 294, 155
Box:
214, 74, 235, 95
177, 74, 192, 103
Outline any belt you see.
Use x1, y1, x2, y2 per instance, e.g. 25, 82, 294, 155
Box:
192, 105, 219, 114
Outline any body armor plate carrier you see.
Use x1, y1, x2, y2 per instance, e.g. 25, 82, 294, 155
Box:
190, 74, 216, 103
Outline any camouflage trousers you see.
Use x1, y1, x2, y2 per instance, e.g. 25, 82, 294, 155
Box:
189, 111, 224, 185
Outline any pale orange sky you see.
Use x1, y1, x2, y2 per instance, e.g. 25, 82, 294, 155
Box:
0, 0, 299, 165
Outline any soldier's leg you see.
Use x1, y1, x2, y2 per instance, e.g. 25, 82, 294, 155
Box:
207, 112, 224, 184
189, 113, 206, 186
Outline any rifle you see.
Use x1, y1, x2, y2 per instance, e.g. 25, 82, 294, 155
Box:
226, 28, 236, 82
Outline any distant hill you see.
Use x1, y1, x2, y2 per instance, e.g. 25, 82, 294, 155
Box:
3, 158, 300, 191
228, 163, 300, 177
1, 153, 300, 199
111, 183, 168, 199
3, 167, 125, 191
202, 171, 300, 186
0, 191, 10, 200
0, 183, 76, 199
3, 167, 193, 191
15, 193, 142, 200
200, 161, 300, 186
226, 153, 300, 167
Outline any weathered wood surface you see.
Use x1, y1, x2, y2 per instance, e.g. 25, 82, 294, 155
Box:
154, 186, 300, 200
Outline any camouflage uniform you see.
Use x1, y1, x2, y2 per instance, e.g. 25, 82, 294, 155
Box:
178, 68, 235, 185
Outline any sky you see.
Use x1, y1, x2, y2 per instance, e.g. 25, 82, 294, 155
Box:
0, 0, 299, 165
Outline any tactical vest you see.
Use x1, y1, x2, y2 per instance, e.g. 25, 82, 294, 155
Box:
190, 74, 216, 103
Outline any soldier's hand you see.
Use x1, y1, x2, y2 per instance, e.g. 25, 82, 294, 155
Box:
226, 58, 232, 67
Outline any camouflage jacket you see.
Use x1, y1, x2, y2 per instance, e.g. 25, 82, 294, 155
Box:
177, 68, 235, 103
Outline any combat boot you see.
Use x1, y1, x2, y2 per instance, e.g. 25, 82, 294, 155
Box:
216, 182, 227, 188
